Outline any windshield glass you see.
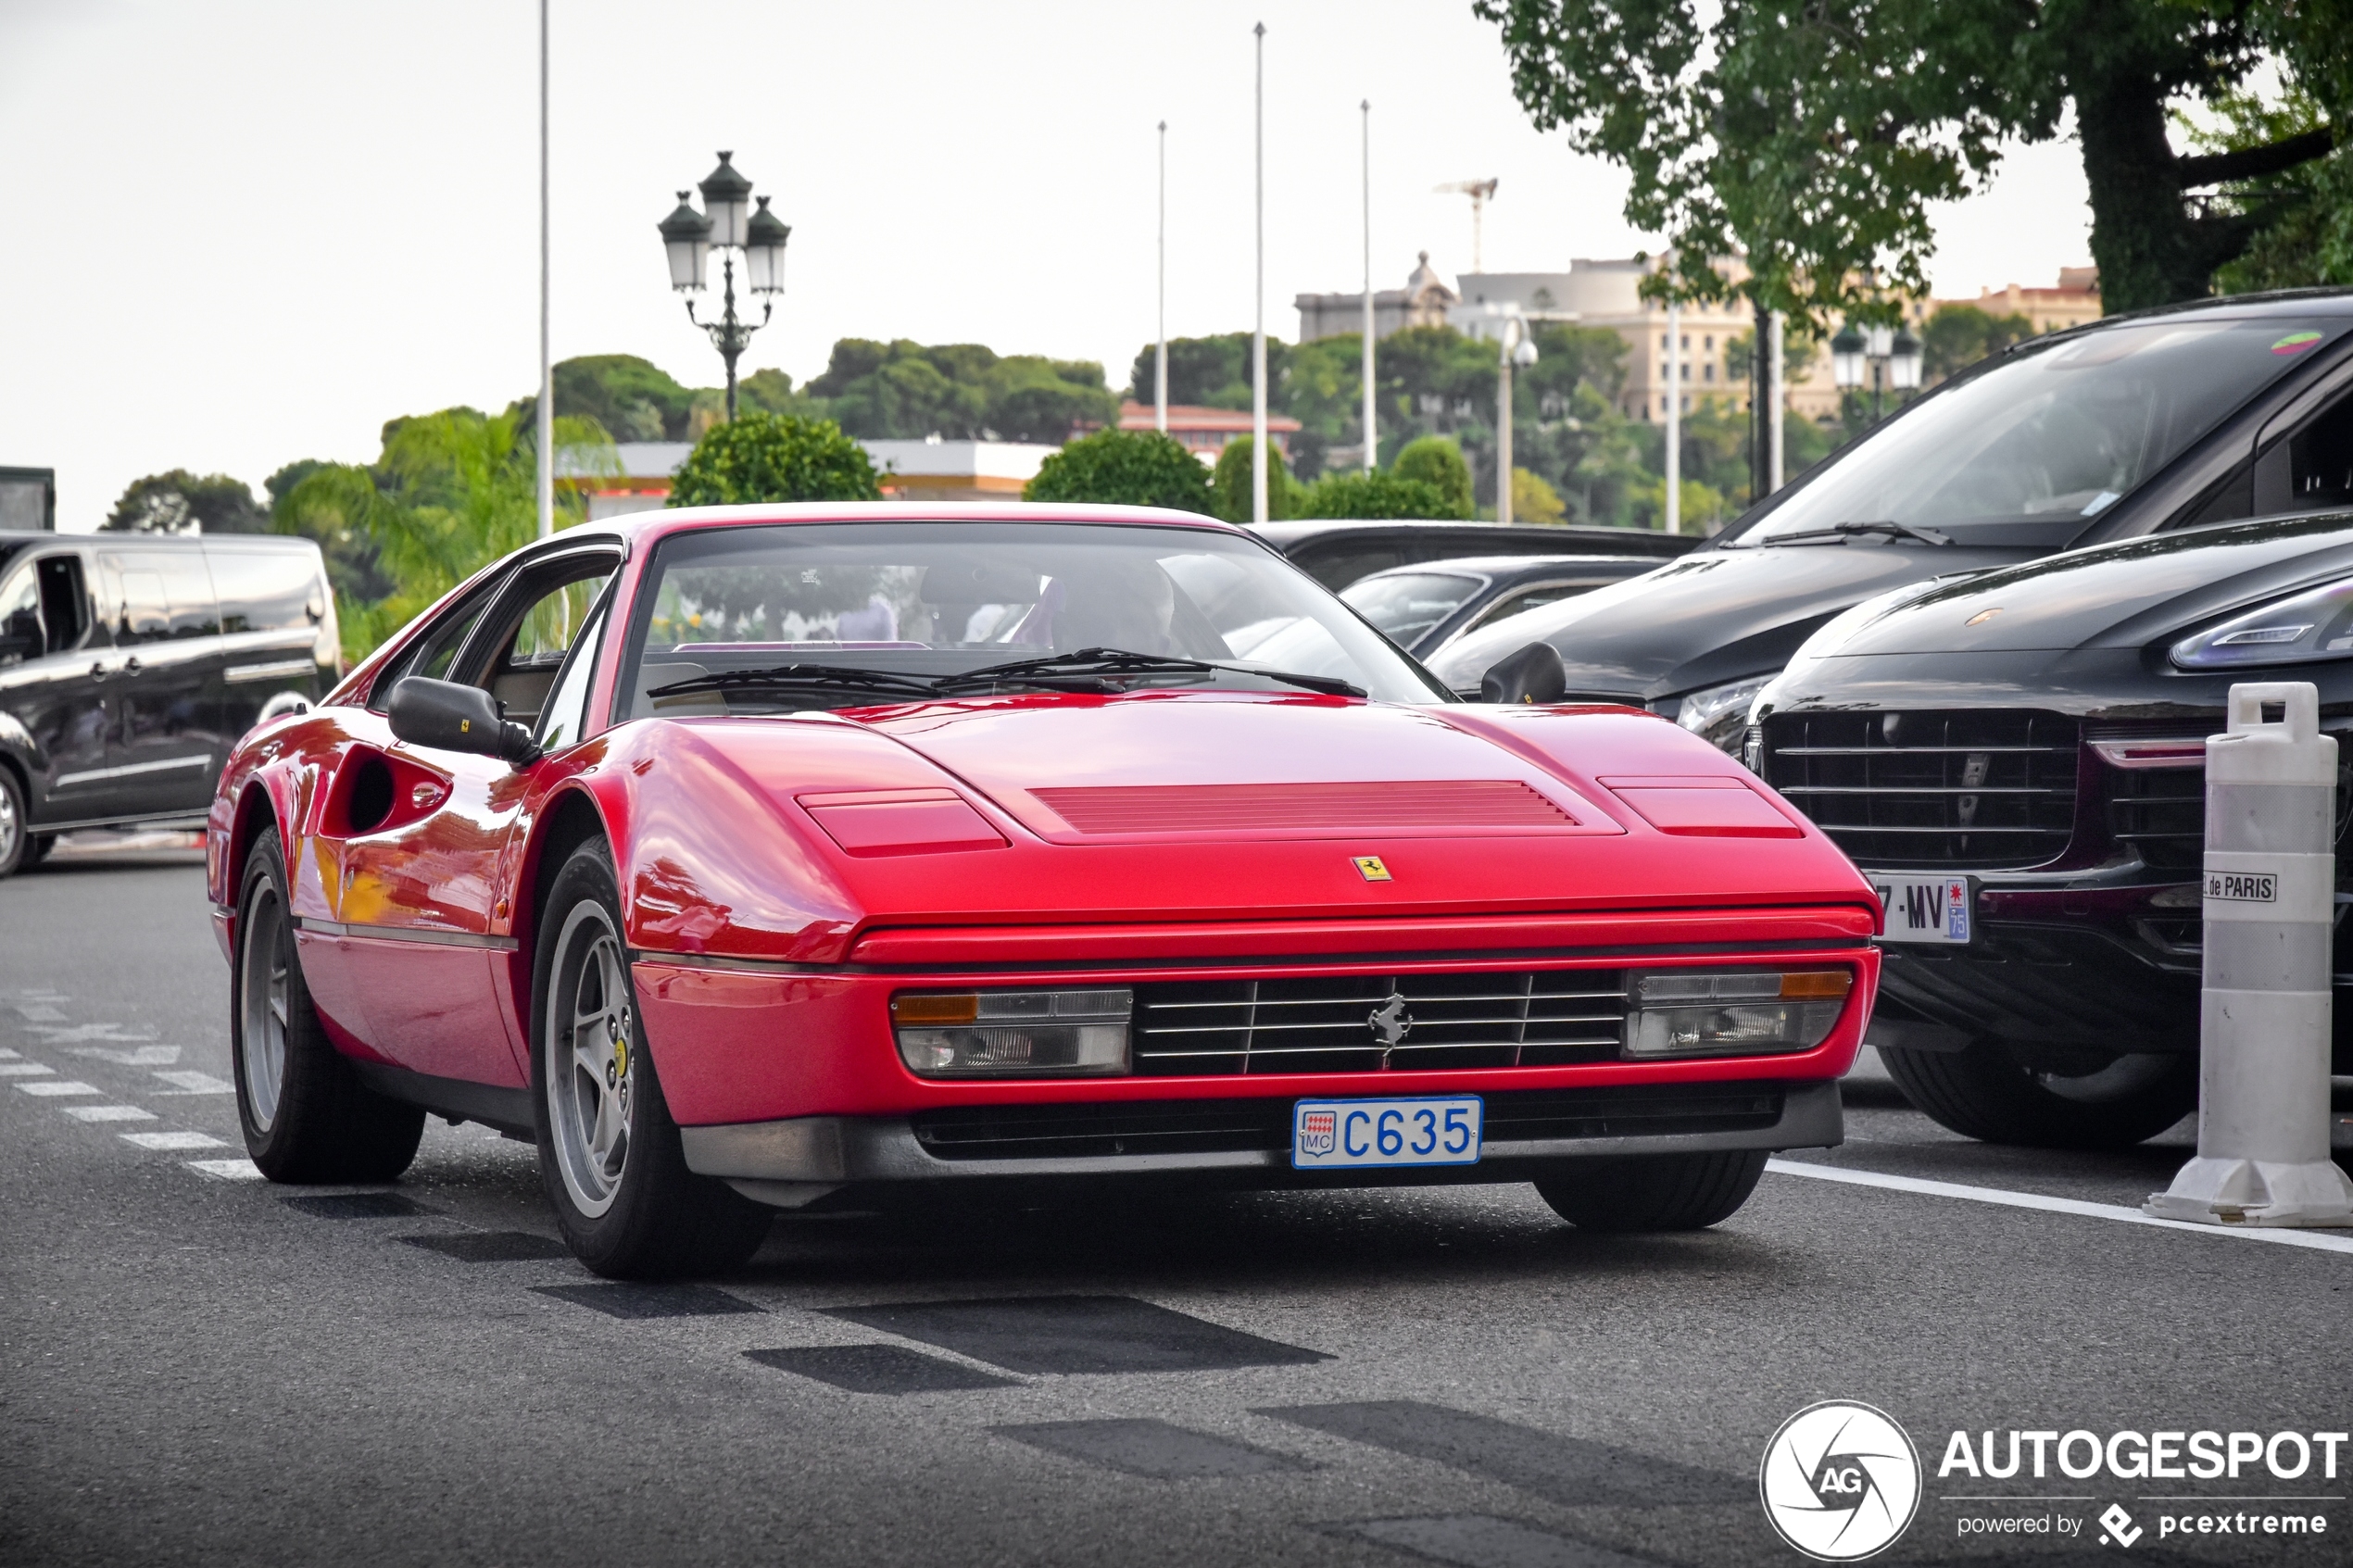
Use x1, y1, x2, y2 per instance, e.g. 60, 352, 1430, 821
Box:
1340, 571, 1483, 645
615, 520, 1451, 719
1739, 316, 2349, 547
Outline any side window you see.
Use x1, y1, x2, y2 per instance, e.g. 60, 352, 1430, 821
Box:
485, 571, 612, 727
534, 602, 610, 752
368, 587, 500, 710
1470, 582, 1598, 630
102, 552, 219, 644
207, 546, 321, 633
0, 568, 40, 668
36, 557, 89, 652
2257, 395, 2353, 515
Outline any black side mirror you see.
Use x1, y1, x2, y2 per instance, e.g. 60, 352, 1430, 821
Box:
386, 677, 541, 767
1479, 641, 1568, 705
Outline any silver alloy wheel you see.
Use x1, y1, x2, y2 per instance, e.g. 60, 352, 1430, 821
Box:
0, 778, 19, 868
547, 900, 634, 1219
238, 884, 289, 1131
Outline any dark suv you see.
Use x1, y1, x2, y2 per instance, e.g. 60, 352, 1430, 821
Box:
0, 531, 337, 876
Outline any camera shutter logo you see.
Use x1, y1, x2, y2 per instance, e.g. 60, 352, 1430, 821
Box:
1759, 1400, 1921, 1561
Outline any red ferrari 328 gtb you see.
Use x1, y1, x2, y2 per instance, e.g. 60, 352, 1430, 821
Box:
207, 505, 1879, 1276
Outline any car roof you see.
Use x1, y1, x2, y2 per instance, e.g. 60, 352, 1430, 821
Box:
1350, 554, 1663, 580
599, 500, 1252, 555
0, 530, 316, 551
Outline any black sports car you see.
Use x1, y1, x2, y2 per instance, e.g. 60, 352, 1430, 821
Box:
1749, 508, 2353, 1148
1429, 292, 2353, 753
1340, 554, 1664, 659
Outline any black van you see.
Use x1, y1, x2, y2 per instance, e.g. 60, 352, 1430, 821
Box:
0, 531, 338, 876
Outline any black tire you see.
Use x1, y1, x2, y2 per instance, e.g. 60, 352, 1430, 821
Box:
233, 830, 425, 1182
532, 839, 770, 1280
1879, 1037, 2196, 1148
0, 768, 30, 879
1532, 1149, 1769, 1232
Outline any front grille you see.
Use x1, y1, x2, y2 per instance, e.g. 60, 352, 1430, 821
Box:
908, 1084, 1788, 1160
2107, 766, 2204, 871
1759, 709, 2080, 869
1131, 971, 1629, 1076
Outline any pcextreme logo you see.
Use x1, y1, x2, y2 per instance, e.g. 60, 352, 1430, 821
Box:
1760, 1401, 1923, 1561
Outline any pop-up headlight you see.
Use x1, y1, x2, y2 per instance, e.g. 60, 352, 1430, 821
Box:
892, 989, 1134, 1077
1622, 969, 1851, 1059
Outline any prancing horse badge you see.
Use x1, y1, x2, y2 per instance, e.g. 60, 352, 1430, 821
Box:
1352, 856, 1392, 883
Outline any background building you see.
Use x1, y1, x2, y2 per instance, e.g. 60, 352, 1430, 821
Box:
1294, 254, 1458, 344
1111, 402, 1299, 461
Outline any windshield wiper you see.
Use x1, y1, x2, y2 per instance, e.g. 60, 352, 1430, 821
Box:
937, 646, 1365, 699
645, 664, 945, 703
1768, 521, 1953, 548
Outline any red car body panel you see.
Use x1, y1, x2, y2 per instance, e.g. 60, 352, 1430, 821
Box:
208, 504, 1881, 1155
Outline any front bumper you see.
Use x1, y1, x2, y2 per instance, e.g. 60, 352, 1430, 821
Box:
679, 1078, 1843, 1210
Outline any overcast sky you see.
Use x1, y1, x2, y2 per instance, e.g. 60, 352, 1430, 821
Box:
0, 0, 2095, 531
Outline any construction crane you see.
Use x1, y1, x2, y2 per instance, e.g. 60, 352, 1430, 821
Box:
1434, 178, 1499, 273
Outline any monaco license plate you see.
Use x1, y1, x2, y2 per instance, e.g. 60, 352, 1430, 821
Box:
1291, 1096, 1482, 1171
1872, 875, 1972, 945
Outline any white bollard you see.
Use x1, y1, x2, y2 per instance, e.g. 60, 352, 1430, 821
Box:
2147, 682, 2353, 1226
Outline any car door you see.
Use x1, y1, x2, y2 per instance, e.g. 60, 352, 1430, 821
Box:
305, 546, 618, 1088
0, 548, 109, 825
93, 546, 223, 819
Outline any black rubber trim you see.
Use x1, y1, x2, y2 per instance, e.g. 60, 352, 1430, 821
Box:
350, 1060, 535, 1137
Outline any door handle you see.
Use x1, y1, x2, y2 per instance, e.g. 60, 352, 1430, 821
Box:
89, 660, 107, 680
120, 656, 142, 675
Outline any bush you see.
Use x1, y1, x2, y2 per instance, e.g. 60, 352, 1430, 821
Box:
1511, 468, 1567, 524
1295, 470, 1451, 520
1024, 429, 1214, 512
667, 413, 882, 507
1210, 435, 1306, 523
1391, 436, 1475, 519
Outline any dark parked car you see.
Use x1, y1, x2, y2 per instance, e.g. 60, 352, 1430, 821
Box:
1249, 519, 1693, 592
1340, 554, 1665, 659
1748, 509, 2353, 1148
0, 530, 337, 876
1428, 292, 2353, 753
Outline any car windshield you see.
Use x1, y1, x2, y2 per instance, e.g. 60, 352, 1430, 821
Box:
615, 520, 1453, 719
1340, 571, 1484, 645
1737, 316, 2351, 548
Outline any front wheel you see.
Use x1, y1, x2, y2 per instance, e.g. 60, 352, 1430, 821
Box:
0, 768, 29, 878
533, 840, 770, 1279
1879, 1037, 2196, 1148
1533, 1149, 1768, 1232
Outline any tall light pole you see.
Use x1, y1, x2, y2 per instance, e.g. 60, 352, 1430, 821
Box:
1360, 100, 1375, 474
658, 152, 790, 421
535, 0, 552, 538
1155, 120, 1168, 433
1663, 296, 1680, 534
1495, 313, 1536, 525
1768, 309, 1787, 493
1251, 22, 1268, 526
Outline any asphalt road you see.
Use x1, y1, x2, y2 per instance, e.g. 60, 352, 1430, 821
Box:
5, 850, 2348, 1568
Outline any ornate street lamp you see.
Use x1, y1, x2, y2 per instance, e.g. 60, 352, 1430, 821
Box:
657, 151, 789, 421
1831, 319, 1919, 427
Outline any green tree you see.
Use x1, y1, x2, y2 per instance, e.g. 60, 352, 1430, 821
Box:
1391, 436, 1475, 520
1127, 333, 1292, 410
104, 470, 268, 533
1024, 429, 1214, 512
1511, 468, 1567, 524
667, 412, 883, 508
1919, 305, 2036, 383
812, 339, 1117, 442
266, 458, 394, 610
1475, 0, 2353, 318
2191, 86, 2353, 292
1210, 436, 1305, 523
1294, 470, 1451, 520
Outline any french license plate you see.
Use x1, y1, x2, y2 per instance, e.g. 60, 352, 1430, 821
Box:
1292, 1096, 1482, 1170
1872, 875, 1972, 945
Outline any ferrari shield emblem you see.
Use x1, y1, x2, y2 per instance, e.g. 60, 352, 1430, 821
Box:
1353, 856, 1391, 883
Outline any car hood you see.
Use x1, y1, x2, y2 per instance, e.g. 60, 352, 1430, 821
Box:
1818, 511, 2353, 659
1426, 542, 2040, 700
603, 695, 1875, 960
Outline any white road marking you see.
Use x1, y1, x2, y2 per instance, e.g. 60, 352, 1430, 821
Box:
64, 1105, 157, 1123
120, 1131, 230, 1151
23, 1022, 157, 1044
1767, 1158, 2353, 1256
0, 1062, 56, 1076
185, 1158, 262, 1181
152, 1071, 234, 1095
13, 1004, 66, 1022
0, 1047, 17, 1059
70, 1046, 182, 1066
16, 1080, 101, 1098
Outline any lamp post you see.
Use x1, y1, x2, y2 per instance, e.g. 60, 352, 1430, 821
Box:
658, 151, 789, 422
1251, 22, 1267, 526
1495, 313, 1538, 525
1831, 320, 1923, 427
1361, 99, 1375, 475
1156, 120, 1168, 434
